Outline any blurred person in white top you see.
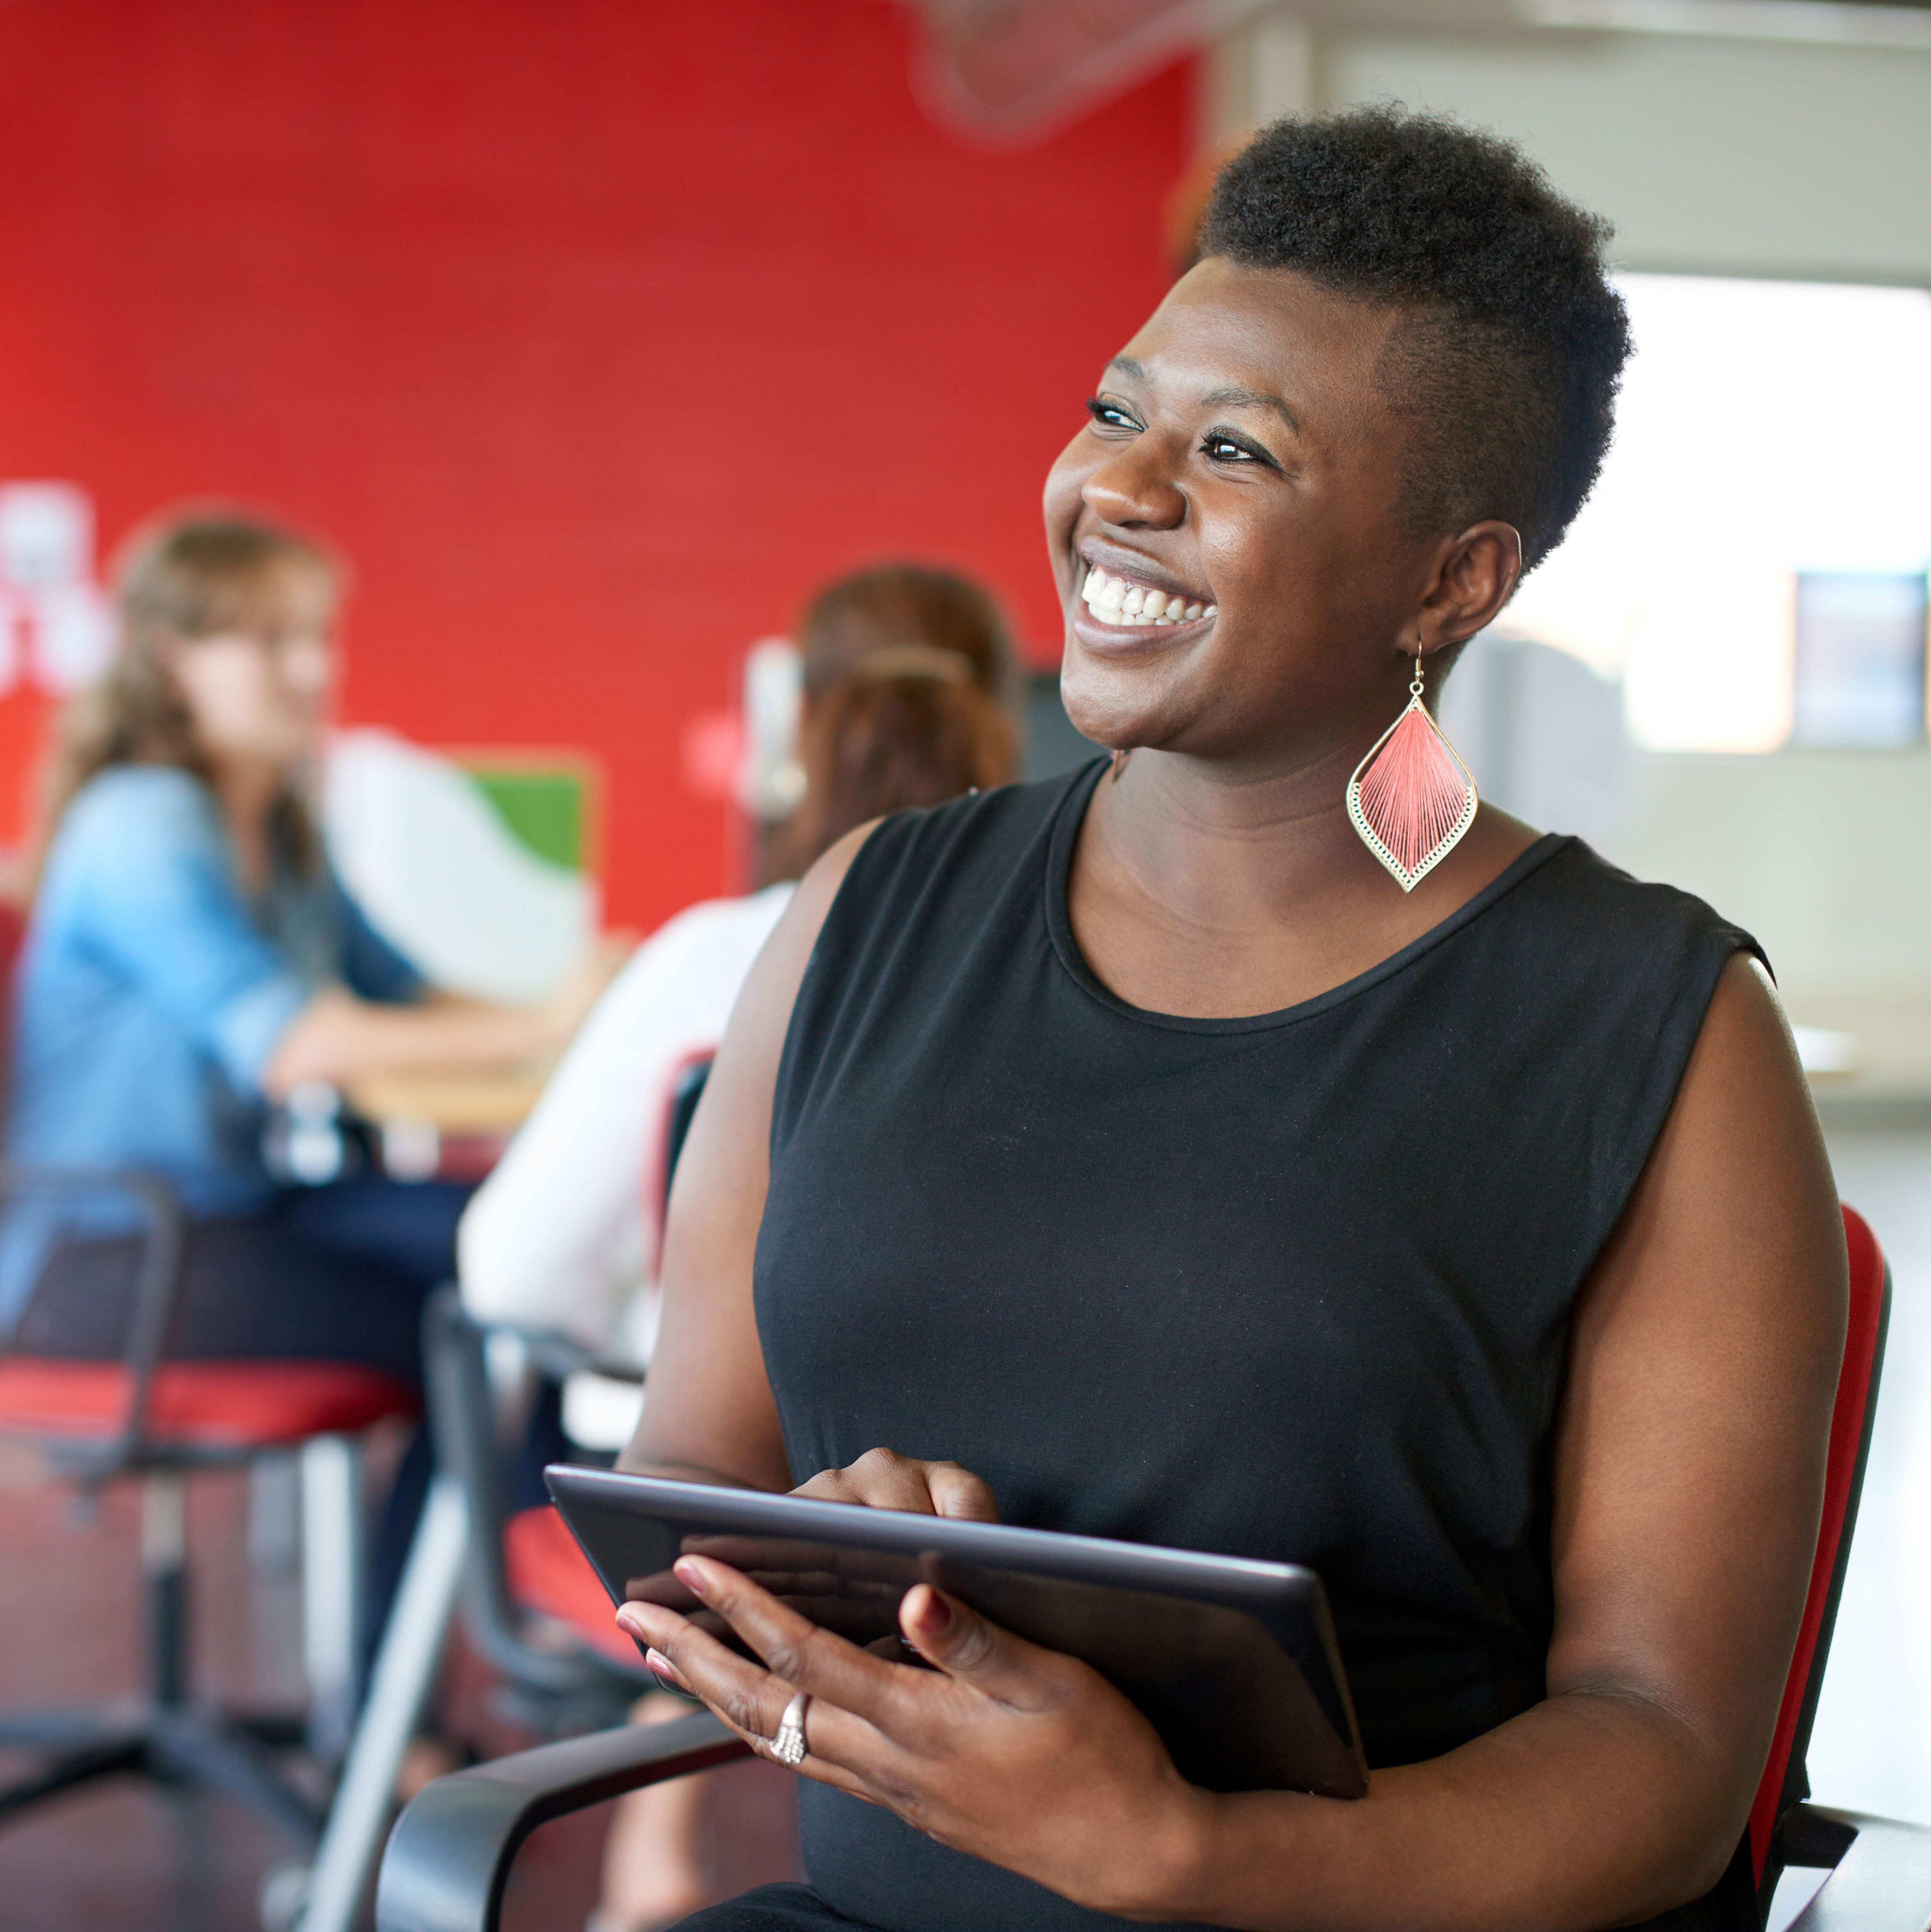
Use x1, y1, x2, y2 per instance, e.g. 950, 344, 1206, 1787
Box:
457, 565, 1018, 1932
457, 566, 1018, 1405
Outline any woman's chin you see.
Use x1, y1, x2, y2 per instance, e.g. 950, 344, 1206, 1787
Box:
1060, 658, 1178, 756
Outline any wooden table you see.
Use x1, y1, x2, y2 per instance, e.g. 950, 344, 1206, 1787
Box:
341, 1062, 553, 1180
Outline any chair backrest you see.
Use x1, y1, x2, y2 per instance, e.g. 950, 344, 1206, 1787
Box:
0, 894, 24, 1104
1749, 1201, 1890, 1899
658, 1053, 713, 1219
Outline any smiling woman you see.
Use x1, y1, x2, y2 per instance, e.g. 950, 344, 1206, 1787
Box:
611, 109, 1846, 1932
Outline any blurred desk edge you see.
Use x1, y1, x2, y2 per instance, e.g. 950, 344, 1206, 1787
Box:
339, 1064, 550, 1183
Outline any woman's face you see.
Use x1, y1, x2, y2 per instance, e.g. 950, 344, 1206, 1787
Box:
1043, 258, 1466, 765
165, 561, 338, 771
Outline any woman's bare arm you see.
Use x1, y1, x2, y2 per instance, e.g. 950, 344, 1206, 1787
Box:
263, 945, 628, 1097
616, 826, 877, 1495
1164, 953, 1848, 1927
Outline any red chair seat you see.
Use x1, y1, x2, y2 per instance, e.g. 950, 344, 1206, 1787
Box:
0, 1357, 418, 1447
505, 1502, 638, 1666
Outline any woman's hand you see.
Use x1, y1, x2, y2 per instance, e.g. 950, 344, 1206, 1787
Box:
791, 1445, 1000, 1524
614, 1557, 1214, 1922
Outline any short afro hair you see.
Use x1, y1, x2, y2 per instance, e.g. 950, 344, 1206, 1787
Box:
1198, 106, 1630, 573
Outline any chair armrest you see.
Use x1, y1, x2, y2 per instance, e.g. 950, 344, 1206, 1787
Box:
1782, 1804, 1931, 1930
0, 1161, 186, 1471
374, 1709, 751, 1932
511, 1326, 642, 1387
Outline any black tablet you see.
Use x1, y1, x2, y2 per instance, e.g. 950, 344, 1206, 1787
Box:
545, 1466, 1367, 1799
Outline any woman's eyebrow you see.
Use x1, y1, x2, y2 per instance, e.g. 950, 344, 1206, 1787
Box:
1102, 361, 1301, 436
1200, 385, 1301, 433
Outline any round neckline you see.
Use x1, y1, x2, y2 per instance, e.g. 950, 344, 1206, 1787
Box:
1042, 757, 1570, 1036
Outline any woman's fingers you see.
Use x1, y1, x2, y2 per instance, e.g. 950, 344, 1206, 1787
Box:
642, 1645, 690, 1693
792, 1447, 1000, 1521
620, 1558, 905, 1731
924, 1460, 1000, 1522
898, 1585, 1066, 1711
614, 1599, 886, 1805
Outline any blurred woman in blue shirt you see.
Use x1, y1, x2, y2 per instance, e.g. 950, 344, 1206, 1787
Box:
4, 510, 604, 1615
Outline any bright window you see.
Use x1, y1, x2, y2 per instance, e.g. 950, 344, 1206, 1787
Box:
1499, 275, 1931, 752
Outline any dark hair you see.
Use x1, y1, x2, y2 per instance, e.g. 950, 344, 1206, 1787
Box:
764, 667, 1015, 882
798, 564, 1017, 710
1199, 106, 1630, 572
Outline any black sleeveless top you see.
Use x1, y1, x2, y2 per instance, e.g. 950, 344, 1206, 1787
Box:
755, 761, 1761, 1932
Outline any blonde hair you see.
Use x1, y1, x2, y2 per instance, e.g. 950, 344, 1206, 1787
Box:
35, 509, 338, 880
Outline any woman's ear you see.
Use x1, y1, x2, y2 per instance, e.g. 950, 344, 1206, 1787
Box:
1417, 521, 1523, 654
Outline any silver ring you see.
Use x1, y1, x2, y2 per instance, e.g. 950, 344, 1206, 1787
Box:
771, 1690, 810, 1768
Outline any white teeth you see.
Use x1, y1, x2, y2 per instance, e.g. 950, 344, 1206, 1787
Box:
1080, 567, 1215, 625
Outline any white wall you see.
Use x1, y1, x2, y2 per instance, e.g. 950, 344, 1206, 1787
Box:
1317, 28, 1931, 282
1440, 635, 1931, 1088
1228, 20, 1931, 1089
1597, 752, 1931, 990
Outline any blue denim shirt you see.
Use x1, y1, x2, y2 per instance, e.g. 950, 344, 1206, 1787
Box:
2, 766, 422, 1322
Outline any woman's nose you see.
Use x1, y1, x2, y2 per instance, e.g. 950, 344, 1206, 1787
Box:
281, 639, 335, 700
1082, 446, 1186, 531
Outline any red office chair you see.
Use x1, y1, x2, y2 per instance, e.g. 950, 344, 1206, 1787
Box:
374, 1202, 1929, 1932
1746, 1203, 1907, 1918
0, 896, 421, 1844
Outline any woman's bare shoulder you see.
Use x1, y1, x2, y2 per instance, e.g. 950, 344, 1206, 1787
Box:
728, 820, 882, 1047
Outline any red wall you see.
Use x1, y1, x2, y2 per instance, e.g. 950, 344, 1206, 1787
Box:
0, 0, 1190, 927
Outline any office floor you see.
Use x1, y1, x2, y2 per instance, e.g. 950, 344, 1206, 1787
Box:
0, 1132, 1923, 1931
0, 1442, 797, 1932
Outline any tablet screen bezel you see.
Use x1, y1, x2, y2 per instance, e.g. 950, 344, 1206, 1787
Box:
545, 1465, 1367, 1799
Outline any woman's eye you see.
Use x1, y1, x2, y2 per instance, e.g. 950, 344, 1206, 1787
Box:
1085, 397, 1142, 433
1202, 433, 1261, 463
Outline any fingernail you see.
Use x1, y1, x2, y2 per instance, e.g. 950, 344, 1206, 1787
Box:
615, 1604, 646, 1636
913, 1587, 953, 1637
645, 1647, 681, 1684
672, 1558, 708, 1598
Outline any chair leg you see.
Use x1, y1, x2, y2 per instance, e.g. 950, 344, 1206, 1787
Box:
0, 1465, 333, 1849
250, 1453, 302, 1578
0, 1707, 143, 1749
300, 1434, 364, 1766
0, 1736, 149, 1826
141, 1472, 189, 1709
149, 1710, 322, 1844
293, 1475, 469, 1932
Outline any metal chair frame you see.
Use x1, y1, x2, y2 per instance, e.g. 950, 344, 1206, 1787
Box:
0, 1161, 371, 1843
291, 1298, 652, 1932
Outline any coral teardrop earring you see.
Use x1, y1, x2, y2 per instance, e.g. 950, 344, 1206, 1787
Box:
1346, 656, 1477, 892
